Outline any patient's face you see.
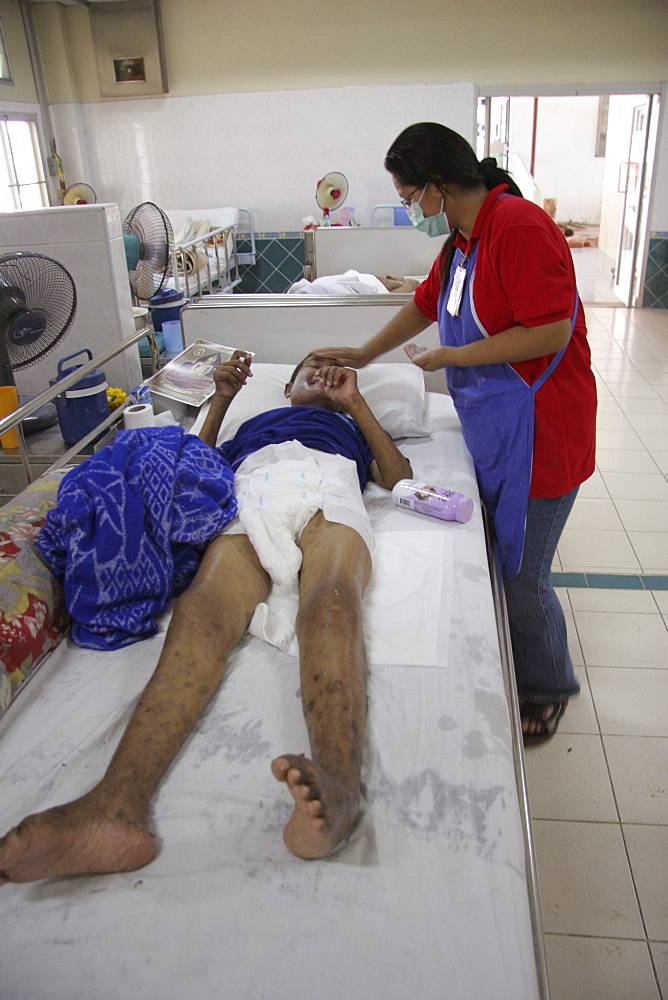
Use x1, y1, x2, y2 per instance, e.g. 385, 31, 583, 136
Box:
285, 355, 342, 409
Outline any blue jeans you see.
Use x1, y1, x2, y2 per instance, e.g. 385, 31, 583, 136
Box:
503, 488, 581, 703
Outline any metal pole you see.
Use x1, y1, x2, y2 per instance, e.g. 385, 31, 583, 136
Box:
0, 327, 150, 438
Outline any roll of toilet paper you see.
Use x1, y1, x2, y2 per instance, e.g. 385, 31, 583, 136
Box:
124, 403, 155, 430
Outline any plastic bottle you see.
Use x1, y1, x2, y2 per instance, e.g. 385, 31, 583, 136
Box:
392, 479, 474, 524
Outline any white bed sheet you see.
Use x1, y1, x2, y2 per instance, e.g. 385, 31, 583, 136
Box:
0, 394, 540, 1000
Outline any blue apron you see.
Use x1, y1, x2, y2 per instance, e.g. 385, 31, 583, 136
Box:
438, 238, 578, 581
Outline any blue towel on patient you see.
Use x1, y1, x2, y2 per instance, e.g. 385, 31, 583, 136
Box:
37, 426, 237, 650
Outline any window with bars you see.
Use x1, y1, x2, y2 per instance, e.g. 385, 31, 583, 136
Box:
0, 116, 49, 212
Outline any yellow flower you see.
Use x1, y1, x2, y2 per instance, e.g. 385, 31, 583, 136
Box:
107, 387, 127, 409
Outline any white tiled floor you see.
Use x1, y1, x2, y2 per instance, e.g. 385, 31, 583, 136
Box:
523, 269, 668, 999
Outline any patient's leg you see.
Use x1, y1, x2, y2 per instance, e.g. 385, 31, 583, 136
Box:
0, 535, 270, 884
272, 512, 371, 859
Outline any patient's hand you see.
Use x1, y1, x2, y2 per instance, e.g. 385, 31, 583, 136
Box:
377, 274, 422, 293
377, 274, 404, 292
315, 364, 360, 407
212, 351, 253, 399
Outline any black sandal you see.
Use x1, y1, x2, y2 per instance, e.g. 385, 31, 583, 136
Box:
520, 700, 568, 746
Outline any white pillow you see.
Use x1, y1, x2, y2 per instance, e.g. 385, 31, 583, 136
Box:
188, 362, 428, 444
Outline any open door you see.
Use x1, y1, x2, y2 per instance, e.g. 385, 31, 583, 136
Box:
613, 95, 658, 306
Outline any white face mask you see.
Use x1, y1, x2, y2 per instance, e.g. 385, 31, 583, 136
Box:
406, 186, 450, 238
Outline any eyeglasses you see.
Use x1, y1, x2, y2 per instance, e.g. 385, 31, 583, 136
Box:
399, 186, 425, 210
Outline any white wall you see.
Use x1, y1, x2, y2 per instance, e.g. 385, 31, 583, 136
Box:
509, 96, 606, 224
50, 84, 477, 232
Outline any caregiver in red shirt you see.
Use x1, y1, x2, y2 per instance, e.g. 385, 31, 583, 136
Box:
315, 122, 597, 744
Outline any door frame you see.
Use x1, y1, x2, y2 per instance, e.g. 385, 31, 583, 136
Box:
476, 82, 664, 308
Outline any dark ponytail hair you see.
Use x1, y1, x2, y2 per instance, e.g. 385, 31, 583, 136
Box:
384, 122, 523, 198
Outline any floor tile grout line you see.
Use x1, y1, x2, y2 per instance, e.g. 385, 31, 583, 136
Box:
532, 812, 667, 826
543, 930, 662, 943
598, 728, 656, 949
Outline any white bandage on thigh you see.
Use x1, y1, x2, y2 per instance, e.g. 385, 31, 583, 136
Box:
222, 440, 374, 655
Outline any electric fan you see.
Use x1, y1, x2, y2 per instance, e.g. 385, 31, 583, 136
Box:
63, 183, 97, 206
0, 252, 77, 434
315, 171, 349, 226
122, 201, 174, 301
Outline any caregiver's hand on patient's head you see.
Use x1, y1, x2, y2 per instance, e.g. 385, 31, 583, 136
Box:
212, 351, 253, 400
311, 346, 374, 369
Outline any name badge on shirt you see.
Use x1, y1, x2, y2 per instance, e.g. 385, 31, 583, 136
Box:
446, 264, 467, 316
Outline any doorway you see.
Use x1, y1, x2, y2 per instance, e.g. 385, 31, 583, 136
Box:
477, 91, 660, 307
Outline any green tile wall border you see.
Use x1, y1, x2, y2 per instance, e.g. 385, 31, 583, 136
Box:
642, 235, 668, 308
552, 571, 668, 591
237, 235, 305, 293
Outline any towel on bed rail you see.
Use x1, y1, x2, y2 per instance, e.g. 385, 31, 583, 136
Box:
36, 427, 237, 651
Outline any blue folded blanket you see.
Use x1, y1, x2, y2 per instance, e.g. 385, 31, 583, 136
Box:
37, 426, 237, 650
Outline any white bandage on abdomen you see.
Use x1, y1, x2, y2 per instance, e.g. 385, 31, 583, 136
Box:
223, 440, 374, 655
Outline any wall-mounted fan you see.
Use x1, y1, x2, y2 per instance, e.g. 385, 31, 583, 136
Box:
0, 252, 77, 434
315, 171, 349, 226
63, 183, 97, 206
122, 201, 174, 301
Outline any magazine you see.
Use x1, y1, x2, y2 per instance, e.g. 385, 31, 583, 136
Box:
143, 340, 250, 407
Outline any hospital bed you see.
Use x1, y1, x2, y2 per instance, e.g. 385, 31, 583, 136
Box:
164, 207, 257, 301
0, 297, 549, 1000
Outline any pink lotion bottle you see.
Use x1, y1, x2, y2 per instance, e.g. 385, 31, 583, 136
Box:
391, 479, 474, 524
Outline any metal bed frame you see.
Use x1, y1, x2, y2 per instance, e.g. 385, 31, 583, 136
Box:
370, 203, 411, 226
169, 208, 256, 302
0, 315, 550, 998
0, 326, 158, 488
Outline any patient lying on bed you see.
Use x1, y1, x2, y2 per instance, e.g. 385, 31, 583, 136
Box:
0, 352, 412, 882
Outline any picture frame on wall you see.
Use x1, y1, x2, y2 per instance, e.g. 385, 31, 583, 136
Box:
89, 0, 168, 99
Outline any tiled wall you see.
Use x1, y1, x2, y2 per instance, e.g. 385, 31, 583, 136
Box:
642, 232, 668, 308
237, 234, 305, 293
49, 84, 477, 233
0, 205, 142, 394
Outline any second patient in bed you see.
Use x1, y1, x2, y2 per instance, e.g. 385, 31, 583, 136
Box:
0, 352, 412, 883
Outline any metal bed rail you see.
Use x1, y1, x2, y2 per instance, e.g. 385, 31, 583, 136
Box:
235, 208, 257, 266
370, 203, 411, 226
483, 505, 551, 1000
168, 208, 257, 301
0, 326, 157, 487
170, 223, 242, 301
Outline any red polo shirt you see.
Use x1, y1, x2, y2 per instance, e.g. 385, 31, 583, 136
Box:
414, 185, 597, 497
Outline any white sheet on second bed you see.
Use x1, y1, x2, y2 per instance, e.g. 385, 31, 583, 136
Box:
0, 394, 539, 1000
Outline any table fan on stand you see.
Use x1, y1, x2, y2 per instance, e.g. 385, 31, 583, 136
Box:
122, 201, 175, 303
63, 183, 97, 206
0, 252, 77, 434
315, 171, 349, 226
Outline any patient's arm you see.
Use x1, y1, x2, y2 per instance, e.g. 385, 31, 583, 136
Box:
316, 366, 412, 489
198, 351, 253, 447
377, 274, 422, 293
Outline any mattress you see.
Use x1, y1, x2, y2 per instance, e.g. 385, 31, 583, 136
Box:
0, 394, 541, 1000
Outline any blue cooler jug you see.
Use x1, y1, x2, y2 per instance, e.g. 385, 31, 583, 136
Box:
148, 288, 188, 331
50, 349, 109, 445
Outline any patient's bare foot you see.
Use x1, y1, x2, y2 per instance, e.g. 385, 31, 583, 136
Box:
271, 754, 360, 860
0, 795, 156, 884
